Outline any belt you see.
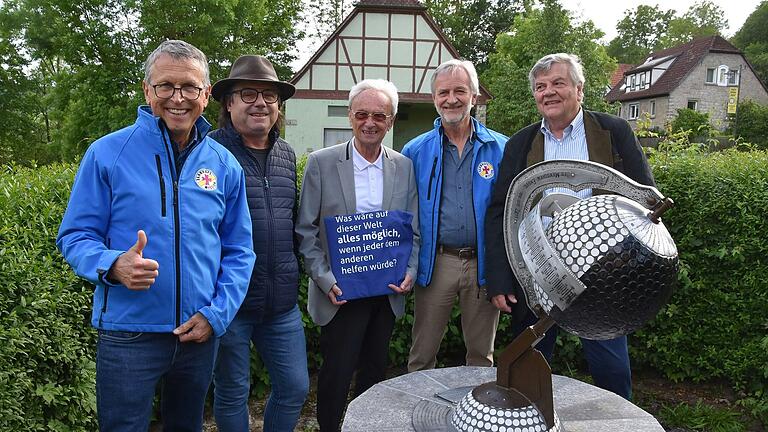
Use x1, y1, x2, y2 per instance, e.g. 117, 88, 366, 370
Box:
438, 244, 477, 259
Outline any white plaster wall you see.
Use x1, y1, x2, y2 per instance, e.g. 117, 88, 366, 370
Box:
284, 98, 394, 155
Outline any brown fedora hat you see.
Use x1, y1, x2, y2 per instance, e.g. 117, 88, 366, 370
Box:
211, 55, 296, 102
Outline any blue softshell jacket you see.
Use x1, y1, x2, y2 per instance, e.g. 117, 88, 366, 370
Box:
401, 117, 507, 287
56, 106, 256, 337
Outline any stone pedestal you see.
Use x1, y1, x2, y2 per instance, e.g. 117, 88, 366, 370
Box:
342, 366, 664, 432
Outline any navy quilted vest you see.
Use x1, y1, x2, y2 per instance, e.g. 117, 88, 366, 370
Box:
209, 126, 299, 320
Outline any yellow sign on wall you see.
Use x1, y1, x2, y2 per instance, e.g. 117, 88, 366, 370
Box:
727, 87, 739, 114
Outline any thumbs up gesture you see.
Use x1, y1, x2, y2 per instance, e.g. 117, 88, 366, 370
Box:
107, 230, 160, 290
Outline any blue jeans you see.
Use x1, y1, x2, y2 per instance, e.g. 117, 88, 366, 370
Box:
213, 305, 309, 432
96, 330, 218, 432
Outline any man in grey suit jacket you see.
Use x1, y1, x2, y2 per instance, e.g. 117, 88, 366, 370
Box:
296, 79, 420, 432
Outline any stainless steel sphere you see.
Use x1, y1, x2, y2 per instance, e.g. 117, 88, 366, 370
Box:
533, 194, 678, 339
450, 385, 562, 432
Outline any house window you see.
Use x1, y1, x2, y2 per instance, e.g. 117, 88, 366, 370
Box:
323, 128, 352, 148
687, 100, 698, 110
706, 68, 716, 84
630, 75, 636, 91
327, 105, 348, 117
728, 69, 740, 85
628, 104, 639, 120
650, 100, 656, 117
717, 65, 729, 86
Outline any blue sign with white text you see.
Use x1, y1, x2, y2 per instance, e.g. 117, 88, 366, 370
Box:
324, 210, 414, 301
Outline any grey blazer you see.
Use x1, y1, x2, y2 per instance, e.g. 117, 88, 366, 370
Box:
296, 141, 420, 326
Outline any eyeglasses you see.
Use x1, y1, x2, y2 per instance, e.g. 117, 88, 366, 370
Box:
151, 84, 204, 100
230, 88, 279, 104
351, 111, 393, 122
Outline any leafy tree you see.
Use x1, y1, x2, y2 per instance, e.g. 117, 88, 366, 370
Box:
425, 0, 530, 73
0, 0, 302, 163
0, 8, 52, 165
661, 0, 728, 48
482, 0, 615, 135
732, 1, 768, 85
606, 1, 727, 65
138, 0, 303, 80
301, 0, 351, 42
606, 5, 675, 64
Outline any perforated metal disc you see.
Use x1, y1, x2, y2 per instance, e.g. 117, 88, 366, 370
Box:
412, 400, 453, 432
542, 195, 678, 339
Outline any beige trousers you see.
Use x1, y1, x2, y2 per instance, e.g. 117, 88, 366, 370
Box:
407, 251, 500, 371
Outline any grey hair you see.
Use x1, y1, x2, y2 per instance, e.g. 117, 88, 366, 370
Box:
528, 53, 585, 94
144, 40, 210, 86
430, 59, 480, 96
348, 79, 399, 116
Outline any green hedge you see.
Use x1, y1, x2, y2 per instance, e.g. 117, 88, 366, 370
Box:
0, 163, 97, 431
634, 146, 768, 396
670, 108, 713, 138
734, 100, 768, 150
2, 145, 767, 427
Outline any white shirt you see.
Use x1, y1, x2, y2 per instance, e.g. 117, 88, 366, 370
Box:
541, 108, 592, 200
351, 140, 384, 213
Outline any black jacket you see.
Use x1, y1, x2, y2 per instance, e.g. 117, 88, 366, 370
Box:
209, 126, 300, 320
484, 110, 655, 323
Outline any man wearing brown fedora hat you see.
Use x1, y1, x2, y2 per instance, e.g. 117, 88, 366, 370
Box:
209, 55, 309, 432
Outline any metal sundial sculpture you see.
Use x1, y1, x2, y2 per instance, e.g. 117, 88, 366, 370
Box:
411, 159, 679, 432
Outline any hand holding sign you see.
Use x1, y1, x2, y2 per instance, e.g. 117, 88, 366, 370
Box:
107, 230, 160, 290
324, 210, 414, 301
327, 284, 348, 305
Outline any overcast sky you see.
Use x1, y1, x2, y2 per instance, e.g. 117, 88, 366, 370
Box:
291, 0, 762, 71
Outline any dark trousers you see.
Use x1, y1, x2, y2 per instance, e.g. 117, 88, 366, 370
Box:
513, 310, 633, 400
317, 295, 396, 432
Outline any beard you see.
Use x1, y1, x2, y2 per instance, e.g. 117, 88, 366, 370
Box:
437, 104, 472, 126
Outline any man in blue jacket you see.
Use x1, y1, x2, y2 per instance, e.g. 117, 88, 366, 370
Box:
208, 55, 309, 432
56, 40, 256, 431
402, 59, 507, 371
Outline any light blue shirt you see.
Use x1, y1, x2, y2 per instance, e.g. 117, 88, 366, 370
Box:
541, 108, 592, 199
351, 140, 384, 213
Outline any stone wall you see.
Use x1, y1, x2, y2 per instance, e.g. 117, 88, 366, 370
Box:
669, 52, 768, 130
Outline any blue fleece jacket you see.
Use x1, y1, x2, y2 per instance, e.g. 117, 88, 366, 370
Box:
401, 117, 507, 287
56, 106, 256, 337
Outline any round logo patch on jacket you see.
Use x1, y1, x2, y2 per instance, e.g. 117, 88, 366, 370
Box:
194, 168, 218, 191
477, 162, 495, 179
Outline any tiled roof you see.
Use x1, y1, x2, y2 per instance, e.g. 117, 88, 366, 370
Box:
610, 64, 633, 88
605, 36, 741, 102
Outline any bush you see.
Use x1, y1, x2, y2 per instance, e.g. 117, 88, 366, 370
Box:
0, 163, 97, 431
734, 100, 768, 150
633, 144, 768, 405
670, 108, 712, 139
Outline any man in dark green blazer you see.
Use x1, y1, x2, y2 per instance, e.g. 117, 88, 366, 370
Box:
484, 53, 654, 401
